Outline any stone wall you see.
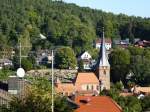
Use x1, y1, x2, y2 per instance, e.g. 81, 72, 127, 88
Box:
27, 69, 77, 79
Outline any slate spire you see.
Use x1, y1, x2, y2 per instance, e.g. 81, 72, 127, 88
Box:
99, 27, 110, 67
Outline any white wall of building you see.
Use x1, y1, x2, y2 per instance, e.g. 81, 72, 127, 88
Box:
80, 51, 92, 60
96, 43, 111, 50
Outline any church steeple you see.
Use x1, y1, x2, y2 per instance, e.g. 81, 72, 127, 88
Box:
99, 27, 110, 67
96, 27, 110, 91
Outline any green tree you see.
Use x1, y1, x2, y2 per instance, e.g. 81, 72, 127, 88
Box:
21, 58, 33, 71
141, 95, 150, 111
109, 48, 130, 83
55, 47, 77, 69
0, 69, 13, 80
78, 60, 84, 72
128, 47, 150, 85
124, 96, 142, 112
2, 77, 73, 112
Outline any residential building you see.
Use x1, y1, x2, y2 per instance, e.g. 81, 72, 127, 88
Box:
0, 59, 13, 69
78, 51, 92, 70
134, 40, 150, 48
113, 38, 130, 48
0, 76, 28, 107
133, 86, 150, 95
35, 49, 52, 65
95, 38, 112, 50
74, 96, 122, 112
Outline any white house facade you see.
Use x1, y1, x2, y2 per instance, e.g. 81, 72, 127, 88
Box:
95, 38, 112, 50
78, 51, 92, 70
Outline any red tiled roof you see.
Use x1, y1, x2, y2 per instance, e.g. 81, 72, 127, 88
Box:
75, 72, 99, 84
134, 87, 150, 93
55, 83, 75, 93
96, 38, 112, 44
75, 96, 122, 112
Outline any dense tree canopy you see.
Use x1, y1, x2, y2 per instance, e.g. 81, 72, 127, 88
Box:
128, 47, 150, 86
0, 0, 150, 56
109, 48, 130, 83
110, 46, 150, 86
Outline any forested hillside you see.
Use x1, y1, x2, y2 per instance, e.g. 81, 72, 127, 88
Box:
0, 0, 150, 54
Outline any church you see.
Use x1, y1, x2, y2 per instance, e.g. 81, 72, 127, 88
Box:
55, 29, 110, 96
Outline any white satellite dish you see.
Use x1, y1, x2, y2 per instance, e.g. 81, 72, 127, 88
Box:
17, 68, 25, 78
40, 34, 47, 39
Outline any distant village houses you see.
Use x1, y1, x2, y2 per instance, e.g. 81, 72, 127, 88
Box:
113, 38, 130, 48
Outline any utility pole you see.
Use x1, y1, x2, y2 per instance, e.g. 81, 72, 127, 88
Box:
19, 42, 22, 68
51, 50, 54, 112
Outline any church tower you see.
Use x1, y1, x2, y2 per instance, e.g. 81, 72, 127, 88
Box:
96, 28, 110, 91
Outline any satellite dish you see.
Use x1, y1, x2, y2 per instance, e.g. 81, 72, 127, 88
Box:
17, 68, 25, 78
39, 34, 47, 39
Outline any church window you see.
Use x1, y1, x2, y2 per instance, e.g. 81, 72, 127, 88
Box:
103, 70, 106, 75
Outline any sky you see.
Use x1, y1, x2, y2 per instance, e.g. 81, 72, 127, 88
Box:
63, 0, 150, 18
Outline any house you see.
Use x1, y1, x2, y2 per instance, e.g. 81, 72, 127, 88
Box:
134, 40, 150, 48
35, 50, 52, 65
0, 76, 28, 107
74, 96, 122, 112
78, 51, 92, 70
55, 30, 110, 96
0, 59, 13, 69
113, 38, 130, 48
95, 38, 112, 50
55, 78, 75, 96
133, 86, 150, 95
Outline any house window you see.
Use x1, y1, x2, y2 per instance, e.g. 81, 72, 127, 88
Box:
91, 85, 94, 90
86, 85, 89, 90
97, 85, 99, 91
